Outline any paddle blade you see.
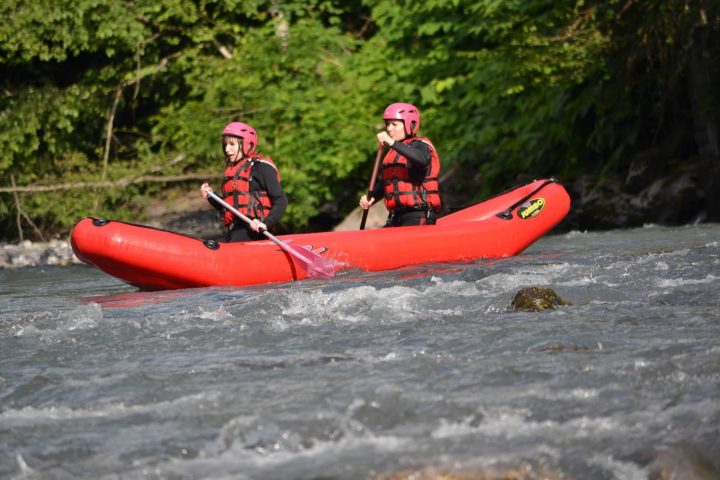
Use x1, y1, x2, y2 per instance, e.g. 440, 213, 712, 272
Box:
285, 243, 335, 279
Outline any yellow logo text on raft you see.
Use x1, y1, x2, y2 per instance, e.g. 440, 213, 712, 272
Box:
518, 198, 545, 219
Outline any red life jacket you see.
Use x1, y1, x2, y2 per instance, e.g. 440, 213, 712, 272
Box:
382, 137, 441, 212
221, 156, 280, 225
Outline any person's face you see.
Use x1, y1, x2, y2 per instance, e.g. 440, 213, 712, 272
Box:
385, 120, 407, 141
224, 137, 242, 163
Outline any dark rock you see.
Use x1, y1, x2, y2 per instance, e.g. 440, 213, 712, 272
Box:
648, 444, 720, 480
625, 124, 688, 193
561, 154, 710, 231
509, 287, 570, 312
375, 466, 565, 480
563, 176, 646, 230
334, 203, 389, 231
630, 164, 705, 224
539, 343, 591, 352
145, 192, 221, 239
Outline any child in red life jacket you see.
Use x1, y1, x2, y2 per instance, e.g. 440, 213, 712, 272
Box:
200, 122, 288, 242
359, 103, 441, 227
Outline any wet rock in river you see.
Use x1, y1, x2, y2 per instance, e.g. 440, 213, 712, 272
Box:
648, 444, 720, 480
375, 465, 565, 480
538, 343, 591, 353
509, 286, 570, 312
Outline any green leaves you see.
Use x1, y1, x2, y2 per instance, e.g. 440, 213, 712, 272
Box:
0, 0, 147, 63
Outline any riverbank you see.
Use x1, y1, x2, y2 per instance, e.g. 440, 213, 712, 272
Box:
1, 239, 81, 269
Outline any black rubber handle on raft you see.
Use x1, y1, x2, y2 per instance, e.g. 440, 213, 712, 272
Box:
496, 178, 557, 220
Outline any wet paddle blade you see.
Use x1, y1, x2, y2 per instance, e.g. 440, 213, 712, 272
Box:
207, 190, 334, 279
279, 242, 335, 279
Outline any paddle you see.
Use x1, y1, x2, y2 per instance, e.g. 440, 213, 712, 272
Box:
359, 144, 385, 230
207, 191, 334, 279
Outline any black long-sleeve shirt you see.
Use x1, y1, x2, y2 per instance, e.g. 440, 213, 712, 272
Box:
370, 139, 432, 201
209, 161, 288, 228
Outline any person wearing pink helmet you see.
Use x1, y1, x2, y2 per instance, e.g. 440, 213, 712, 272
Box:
359, 102, 442, 226
200, 121, 287, 241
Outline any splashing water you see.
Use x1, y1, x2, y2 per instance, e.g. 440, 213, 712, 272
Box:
1, 224, 719, 479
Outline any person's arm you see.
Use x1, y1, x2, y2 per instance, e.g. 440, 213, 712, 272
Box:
207, 195, 225, 213
254, 163, 287, 228
201, 183, 225, 212
370, 174, 384, 202
389, 140, 431, 168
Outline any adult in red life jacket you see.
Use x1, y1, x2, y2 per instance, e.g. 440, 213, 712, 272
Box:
359, 102, 441, 226
200, 121, 288, 242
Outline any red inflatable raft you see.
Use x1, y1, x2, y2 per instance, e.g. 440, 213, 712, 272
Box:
71, 178, 570, 290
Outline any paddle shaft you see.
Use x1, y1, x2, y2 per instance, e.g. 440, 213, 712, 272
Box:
359, 144, 385, 230
207, 191, 317, 267
496, 178, 557, 220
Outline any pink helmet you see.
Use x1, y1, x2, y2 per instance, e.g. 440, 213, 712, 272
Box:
222, 122, 257, 156
383, 102, 420, 136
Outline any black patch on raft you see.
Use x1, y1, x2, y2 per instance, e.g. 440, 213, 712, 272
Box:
204, 239, 220, 250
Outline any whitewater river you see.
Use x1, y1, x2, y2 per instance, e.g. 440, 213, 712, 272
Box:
1, 224, 719, 479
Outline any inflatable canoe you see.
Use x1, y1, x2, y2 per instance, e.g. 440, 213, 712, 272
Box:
71, 178, 570, 290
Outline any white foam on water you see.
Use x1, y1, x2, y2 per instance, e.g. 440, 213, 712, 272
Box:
164, 403, 412, 479
122, 303, 245, 341
557, 274, 599, 287
9, 303, 104, 338
646, 397, 719, 434
164, 424, 405, 477
655, 274, 719, 288
654, 261, 669, 271
475, 263, 575, 294
0, 391, 219, 428
279, 285, 379, 324
427, 276, 482, 296
12, 454, 36, 478
519, 385, 600, 402
278, 280, 480, 327
589, 453, 646, 480
63, 302, 104, 331
430, 408, 622, 442
431, 415, 482, 439
640, 248, 692, 260
197, 305, 234, 321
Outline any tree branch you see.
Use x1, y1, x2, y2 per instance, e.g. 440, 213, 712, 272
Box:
213, 39, 233, 59
0, 172, 222, 193
10, 175, 46, 241
11, 174, 23, 242
102, 87, 123, 182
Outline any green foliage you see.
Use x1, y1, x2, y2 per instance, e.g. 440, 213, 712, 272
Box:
145, 15, 377, 228
368, 0, 612, 187
1, 0, 375, 238
367, 0, 719, 196
1, 0, 718, 240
